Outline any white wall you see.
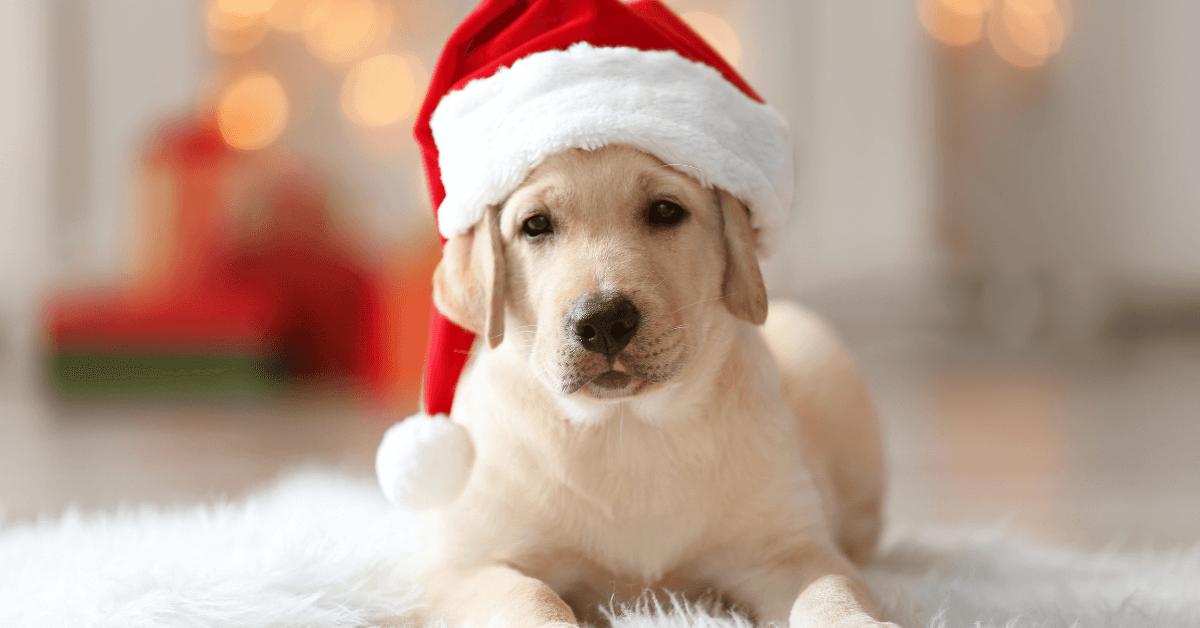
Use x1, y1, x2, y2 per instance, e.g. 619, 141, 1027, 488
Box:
1114, 0, 1200, 287
0, 0, 52, 395
745, 0, 936, 300
933, 0, 1200, 342
80, 0, 204, 278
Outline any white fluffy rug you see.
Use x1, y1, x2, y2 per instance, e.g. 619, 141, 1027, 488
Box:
2, 471, 1197, 628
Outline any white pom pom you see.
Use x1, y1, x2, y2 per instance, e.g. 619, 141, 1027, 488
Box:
375, 413, 475, 509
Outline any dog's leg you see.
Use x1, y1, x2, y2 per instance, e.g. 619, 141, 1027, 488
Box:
762, 300, 886, 564
420, 564, 578, 628
719, 552, 897, 628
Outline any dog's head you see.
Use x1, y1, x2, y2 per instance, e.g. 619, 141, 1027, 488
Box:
433, 145, 766, 405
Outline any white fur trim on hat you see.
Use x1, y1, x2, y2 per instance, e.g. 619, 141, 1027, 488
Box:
375, 413, 474, 510
430, 42, 795, 255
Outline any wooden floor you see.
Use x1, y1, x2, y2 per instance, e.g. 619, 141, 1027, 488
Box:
874, 336, 1200, 549
3, 332, 1199, 552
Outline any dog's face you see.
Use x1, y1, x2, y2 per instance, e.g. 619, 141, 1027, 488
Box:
433, 145, 766, 405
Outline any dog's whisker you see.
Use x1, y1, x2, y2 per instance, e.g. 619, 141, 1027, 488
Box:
632, 270, 669, 293
578, 370, 607, 389
670, 294, 726, 315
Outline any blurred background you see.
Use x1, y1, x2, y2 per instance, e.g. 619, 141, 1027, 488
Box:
1, 0, 1198, 550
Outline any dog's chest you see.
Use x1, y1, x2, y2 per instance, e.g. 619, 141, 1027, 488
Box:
544, 413, 754, 581
565, 475, 710, 581
452, 346, 801, 585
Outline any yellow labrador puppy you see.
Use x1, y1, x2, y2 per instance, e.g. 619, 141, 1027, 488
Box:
420, 144, 891, 628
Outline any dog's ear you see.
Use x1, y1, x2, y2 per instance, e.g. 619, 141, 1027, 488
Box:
432, 205, 506, 348
718, 190, 768, 325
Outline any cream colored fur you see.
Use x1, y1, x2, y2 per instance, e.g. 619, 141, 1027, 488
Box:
424, 146, 892, 628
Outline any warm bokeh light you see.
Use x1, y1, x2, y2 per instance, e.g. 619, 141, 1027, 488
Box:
680, 12, 742, 68
917, 0, 987, 47
1003, 1, 1052, 57
341, 54, 424, 127
217, 0, 276, 17
218, 73, 290, 150
1004, 0, 1068, 56
391, 0, 450, 34
987, 4, 1047, 68
1048, 0, 1072, 53
302, 0, 389, 65
265, 0, 311, 32
920, 0, 1071, 68
207, 1, 268, 54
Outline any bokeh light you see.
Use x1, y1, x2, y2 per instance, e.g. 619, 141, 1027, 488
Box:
265, 0, 311, 32
917, 0, 988, 47
919, 0, 1071, 68
217, 0, 277, 17
341, 54, 424, 127
1047, 0, 1072, 53
1004, 0, 1068, 56
218, 72, 290, 150
302, 0, 389, 65
680, 12, 742, 68
987, 3, 1046, 68
391, 0, 449, 34
1003, 1, 1052, 58
207, 0, 269, 54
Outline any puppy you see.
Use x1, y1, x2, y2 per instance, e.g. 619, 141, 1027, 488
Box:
418, 144, 892, 628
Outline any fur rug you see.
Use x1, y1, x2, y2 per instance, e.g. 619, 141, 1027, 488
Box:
2, 471, 1197, 628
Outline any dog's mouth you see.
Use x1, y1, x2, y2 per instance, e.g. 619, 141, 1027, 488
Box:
591, 370, 631, 389
582, 369, 646, 399
550, 327, 689, 400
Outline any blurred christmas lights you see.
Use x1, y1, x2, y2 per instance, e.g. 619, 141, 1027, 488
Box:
265, 0, 311, 32
918, 0, 1071, 68
206, 0, 269, 54
918, 0, 987, 47
218, 72, 290, 150
217, 0, 277, 18
341, 53, 424, 127
302, 0, 390, 65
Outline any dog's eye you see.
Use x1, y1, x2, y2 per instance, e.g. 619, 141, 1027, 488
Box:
648, 200, 687, 226
521, 214, 553, 238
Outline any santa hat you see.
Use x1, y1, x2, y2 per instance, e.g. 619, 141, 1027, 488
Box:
377, 0, 794, 509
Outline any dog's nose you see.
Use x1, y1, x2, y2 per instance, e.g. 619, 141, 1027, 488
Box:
570, 292, 640, 357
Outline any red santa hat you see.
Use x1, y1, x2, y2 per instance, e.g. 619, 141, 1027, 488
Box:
377, 0, 794, 509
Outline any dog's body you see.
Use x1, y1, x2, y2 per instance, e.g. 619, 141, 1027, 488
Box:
418, 146, 891, 627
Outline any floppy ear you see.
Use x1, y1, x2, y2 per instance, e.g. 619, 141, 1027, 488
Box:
718, 190, 768, 325
432, 205, 506, 348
